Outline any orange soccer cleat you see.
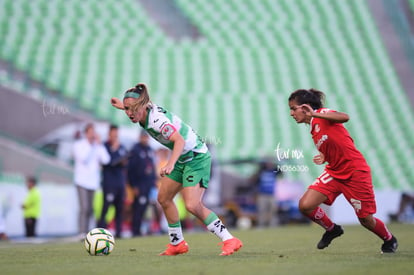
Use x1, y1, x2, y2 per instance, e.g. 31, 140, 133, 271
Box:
219, 237, 243, 256
159, 240, 189, 256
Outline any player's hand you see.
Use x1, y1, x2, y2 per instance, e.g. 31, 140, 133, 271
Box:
110, 97, 124, 110
160, 163, 174, 177
313, 153, 325, 165
300, 104, 314, 117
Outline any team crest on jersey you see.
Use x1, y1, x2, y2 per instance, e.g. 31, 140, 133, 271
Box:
161, 124, 175, 139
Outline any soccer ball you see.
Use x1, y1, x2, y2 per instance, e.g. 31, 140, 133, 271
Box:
84, 228, 115, 256
236, 216, 252, 230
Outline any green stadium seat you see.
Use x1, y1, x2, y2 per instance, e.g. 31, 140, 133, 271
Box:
1, 0, 412, 190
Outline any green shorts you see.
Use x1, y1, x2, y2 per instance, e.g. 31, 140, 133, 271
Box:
167, 151, 211, 188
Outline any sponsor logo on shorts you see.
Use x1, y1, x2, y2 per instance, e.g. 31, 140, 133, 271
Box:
350, 198, 362, 212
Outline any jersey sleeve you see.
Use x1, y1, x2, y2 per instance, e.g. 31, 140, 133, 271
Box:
149, 110, 177, 140
317, 108, 338, 125
160, 124, 177, 140
318, 108, 335, 114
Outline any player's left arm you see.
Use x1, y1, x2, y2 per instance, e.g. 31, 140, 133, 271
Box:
160, 131, 185, 177
301, 104, 349, 123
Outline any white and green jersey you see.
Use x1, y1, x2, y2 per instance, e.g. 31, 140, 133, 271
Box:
141, 104, 208, 161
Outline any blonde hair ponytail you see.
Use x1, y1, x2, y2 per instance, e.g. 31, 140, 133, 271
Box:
124, 83, 151, 112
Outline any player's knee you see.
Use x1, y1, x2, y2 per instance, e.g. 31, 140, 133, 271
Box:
358, 215, 375, 229
184, 201, 201, 216
358, 217, 369, 227
157, 193, 170, 208
298, 197, 313, 214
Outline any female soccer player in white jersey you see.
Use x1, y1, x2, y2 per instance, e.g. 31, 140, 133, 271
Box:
288, 88, 398, 253
111, 83, 242, 256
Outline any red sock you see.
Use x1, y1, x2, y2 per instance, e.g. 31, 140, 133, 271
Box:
306, 207, 334, 231
371, 218, 392, 241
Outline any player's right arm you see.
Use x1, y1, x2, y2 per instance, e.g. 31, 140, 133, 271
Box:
301, 104, 349, 123
160, 130, 185, 177
110, 97, 125, 110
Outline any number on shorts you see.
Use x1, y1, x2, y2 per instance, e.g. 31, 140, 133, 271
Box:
319, 171, 333, 184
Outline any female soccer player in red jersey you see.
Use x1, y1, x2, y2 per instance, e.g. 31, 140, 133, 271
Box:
288, 89, 398, 253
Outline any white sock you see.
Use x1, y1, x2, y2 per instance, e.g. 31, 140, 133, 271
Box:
206, 218, 233, 241
168, 223, 184, 245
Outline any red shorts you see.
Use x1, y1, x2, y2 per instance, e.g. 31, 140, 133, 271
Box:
309, 169, 376, 218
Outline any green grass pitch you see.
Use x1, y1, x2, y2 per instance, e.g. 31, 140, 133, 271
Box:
0, 223, 413, 275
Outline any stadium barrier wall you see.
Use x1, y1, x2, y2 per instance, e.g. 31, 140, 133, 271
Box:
0, 181, 403, 238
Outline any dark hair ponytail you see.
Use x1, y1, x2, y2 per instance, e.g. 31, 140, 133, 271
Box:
288, 89, 325, 109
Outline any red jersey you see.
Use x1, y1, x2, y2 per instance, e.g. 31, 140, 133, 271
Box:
311, 108, 370, 179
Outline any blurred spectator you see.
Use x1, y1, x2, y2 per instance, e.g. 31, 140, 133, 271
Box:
22, 176, 41, 237
73, 123, 110, 238
121, 183, 136, 237
275, 177, 308, 225
203, 143, 221, 208
73, 129, 81, 140
155, 148, 170, 190
249, 158, 279, 227
97, 125, 128, 238
128, 131, 156, 236
389, 192, 414, 223
0, 202, 8, 241
149, 148, 171, 234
